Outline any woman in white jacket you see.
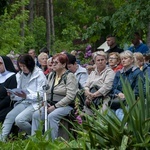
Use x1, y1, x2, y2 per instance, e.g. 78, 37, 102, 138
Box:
0, 54, 47, 141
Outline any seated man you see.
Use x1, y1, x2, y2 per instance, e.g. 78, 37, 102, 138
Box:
106, 34, 124, 54
66, 53, 88, 88
128, 32, 149, 54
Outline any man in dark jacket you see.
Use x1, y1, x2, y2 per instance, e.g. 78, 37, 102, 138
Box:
106, 35, 124, 53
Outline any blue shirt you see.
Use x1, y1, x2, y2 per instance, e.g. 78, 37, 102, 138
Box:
128, 43, 149, 54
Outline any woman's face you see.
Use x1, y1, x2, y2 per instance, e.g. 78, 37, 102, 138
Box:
39, 55, 48, 66
108, 54, 119, 67
47, 60, 53, 71
0, 58, 5, 73
95, 55, 107, 71
121, 56, 133, 68
19, 63, 30, 74
52, 57, 65, 72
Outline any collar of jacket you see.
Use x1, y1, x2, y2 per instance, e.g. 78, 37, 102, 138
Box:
120, 66, 138, 74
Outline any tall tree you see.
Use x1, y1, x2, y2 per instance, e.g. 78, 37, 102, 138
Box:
45, 0, 51, 51
50, 0, 55, 54
28, 0, 34, 30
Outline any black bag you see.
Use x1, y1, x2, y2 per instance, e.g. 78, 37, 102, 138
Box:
89, 86, 103, 108
108, 97, 126, 110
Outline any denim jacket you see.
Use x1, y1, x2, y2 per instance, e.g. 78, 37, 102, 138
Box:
111, 66, 144, 98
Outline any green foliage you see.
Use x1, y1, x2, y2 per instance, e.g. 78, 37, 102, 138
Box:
62, 23, 81, 41
111, 0, 150, 44
0, 0, 9, 15
24, 16, 46, 53
52, 39, 73, 54
1, 0, 150, 55
0, 0, 30, 55
0, 0, 46, 55
82, 16, 110, 43
64, 76, 150, 149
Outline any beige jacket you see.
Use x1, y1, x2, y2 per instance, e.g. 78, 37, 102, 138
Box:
84, 66, 115, 96
47, 71, 78, 108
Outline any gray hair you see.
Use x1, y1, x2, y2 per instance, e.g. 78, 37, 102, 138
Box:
120, 50, 133, 59
38, 52, 48, 61
120, 50, 135, 63
47, 57, 52, 63
92, 51, 107, 61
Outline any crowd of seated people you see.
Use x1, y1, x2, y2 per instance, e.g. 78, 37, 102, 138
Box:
31, 53, 78, 140
0, 54, 47, 141
1, 42, 150, 142
108, 50, 144, 120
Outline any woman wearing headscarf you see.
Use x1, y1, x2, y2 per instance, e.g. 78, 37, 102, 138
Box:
0, 56, 17, 122
0, 54, 47, 141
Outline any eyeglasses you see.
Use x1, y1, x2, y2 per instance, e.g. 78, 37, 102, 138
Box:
52, 61, 59, 65
109, 57, 118, 60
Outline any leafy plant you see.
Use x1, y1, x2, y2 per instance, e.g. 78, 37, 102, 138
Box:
64, 76, 150, 149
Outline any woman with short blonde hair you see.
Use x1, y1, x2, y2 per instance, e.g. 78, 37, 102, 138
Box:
134, 52, 150, 76
133, 52, 144, 68
38, 52, 49, 72
109, 50, 144, 120
92, 51, 107, 61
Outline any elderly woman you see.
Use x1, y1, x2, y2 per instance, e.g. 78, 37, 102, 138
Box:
83, 51, 115, 115
0, 54, 47, 141
31, 53, 78, 140
108, 52, 123, 72
38, 52, 49, 74
109, 50, 144, 120
44, 57, 53, 76
0, 56, 17, 122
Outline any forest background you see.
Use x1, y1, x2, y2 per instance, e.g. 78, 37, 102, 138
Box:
0, 0, 150, 56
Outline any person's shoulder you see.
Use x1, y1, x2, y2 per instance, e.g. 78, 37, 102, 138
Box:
65, 71, 77, 82
34, 66, 44, 73
77, 65, 87, 73
132, 66, 142, 75
33, 66, 46, 77
105, 66, 114, 72
141, 43, 149, 49
66, 71, 74, 77
104, 67, 115, 76
128, 46, 134, 51
109, 45, 124, 53
116, 46, 124, 53
137, 43, 149, 53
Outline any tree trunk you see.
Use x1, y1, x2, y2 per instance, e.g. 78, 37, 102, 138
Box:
45, 0, 51, 52
50, 0, 55, 54
147, 23, 150, 50
28, 0, 34, 31
20, 1, 25, 53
